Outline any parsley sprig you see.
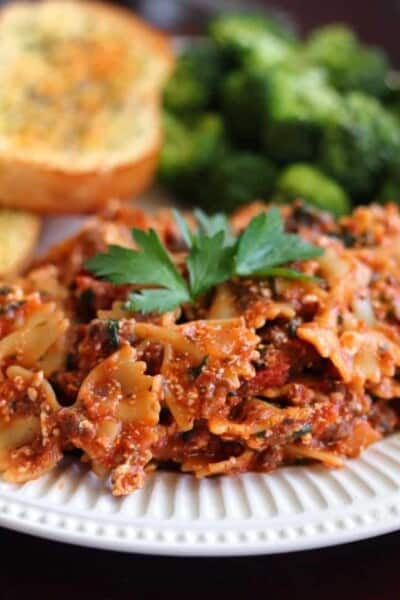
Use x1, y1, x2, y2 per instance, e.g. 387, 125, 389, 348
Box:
85, 208, 323, 314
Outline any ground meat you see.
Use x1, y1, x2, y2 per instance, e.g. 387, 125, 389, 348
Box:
73, 275, 131, 322
368, 400, 399, 435
245, 348, 291, 390
51, 319, 138, 404
243, 325, 327, 395
77, 318, 136, 373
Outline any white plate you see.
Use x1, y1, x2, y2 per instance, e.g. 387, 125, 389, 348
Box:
2, 201, 400, 556
1, 436, 400, 556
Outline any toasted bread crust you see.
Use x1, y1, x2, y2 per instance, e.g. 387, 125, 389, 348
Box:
0, 1, 174, 214
0, 210, 41, 276
72, 1, 175, 73
0, 136, 161, 214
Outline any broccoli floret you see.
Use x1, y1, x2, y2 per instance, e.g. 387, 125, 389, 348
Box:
305, 24, 389, 97
163, 44, 223, 115
243, 43, 307, 73
386, 70, 400, 103
158, 112, 226, 194
263, 67, 343, 162
376, 172, 400, 204
391, 105, 400, 124
274, 163, 350, 216
209, 11, 297, 46
209, 12, 296, 67
220, 69, 269, 147
385, 71, 400, 123
319, 92, 400, 198
195, 151, 277, 213
160, 123, 277, 211
239, 34, 295, 71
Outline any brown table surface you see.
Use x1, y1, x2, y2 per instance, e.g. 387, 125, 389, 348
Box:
1, 1, 400, 598
1, 526, 400, 599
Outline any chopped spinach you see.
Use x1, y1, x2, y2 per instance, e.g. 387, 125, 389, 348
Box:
188, 355, 209, 379
292, 423, 312, 440
106, 319, 120, 350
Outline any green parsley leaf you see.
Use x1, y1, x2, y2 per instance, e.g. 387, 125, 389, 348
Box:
125, 288, 190, 314
130, 229, 189, 294
194, 208, 234, 246
187, 230, 236, 298
85, 228, 191, 312
172, 209, 193, 248
173, 208, 235, 249
86, 228, 188, 292
85, 245, 145, 285
86, 206, 324, 314
172, 208, 237, 297
252, 267, 318, 282
235, 208, 323, 277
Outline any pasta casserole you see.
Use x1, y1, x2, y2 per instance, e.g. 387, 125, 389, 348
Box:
1, 200, 400, 495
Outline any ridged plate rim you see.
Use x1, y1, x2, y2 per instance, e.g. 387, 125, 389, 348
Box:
1, 434, 400, 555
5, 209, 399, 555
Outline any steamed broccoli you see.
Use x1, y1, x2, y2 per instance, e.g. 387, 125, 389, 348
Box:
319, 92, 400, 198
386, 70, 400, 102
220, 69, 269, 147
209, 11, 297, 46
160, 120, 277, 211
158, 13, 400, 215
385, 71, 400, 124
391, 105, 400, 125
209, 12, 296, 68
158, 112, 226, 194
239, 34, 295, 71
388, 98, 400, 124
163, 44, 223, 115
263, 67, 343, 162
305, 24, 389, 97
274, 163, 350, 215
376, 172, 400, 204
194, 151, 277, 213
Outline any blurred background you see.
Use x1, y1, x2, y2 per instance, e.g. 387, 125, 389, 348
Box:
122, 0, 400, 65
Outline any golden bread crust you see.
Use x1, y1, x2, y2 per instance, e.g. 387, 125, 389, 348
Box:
0, 0, 174, 213
0, 210, 41, 275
